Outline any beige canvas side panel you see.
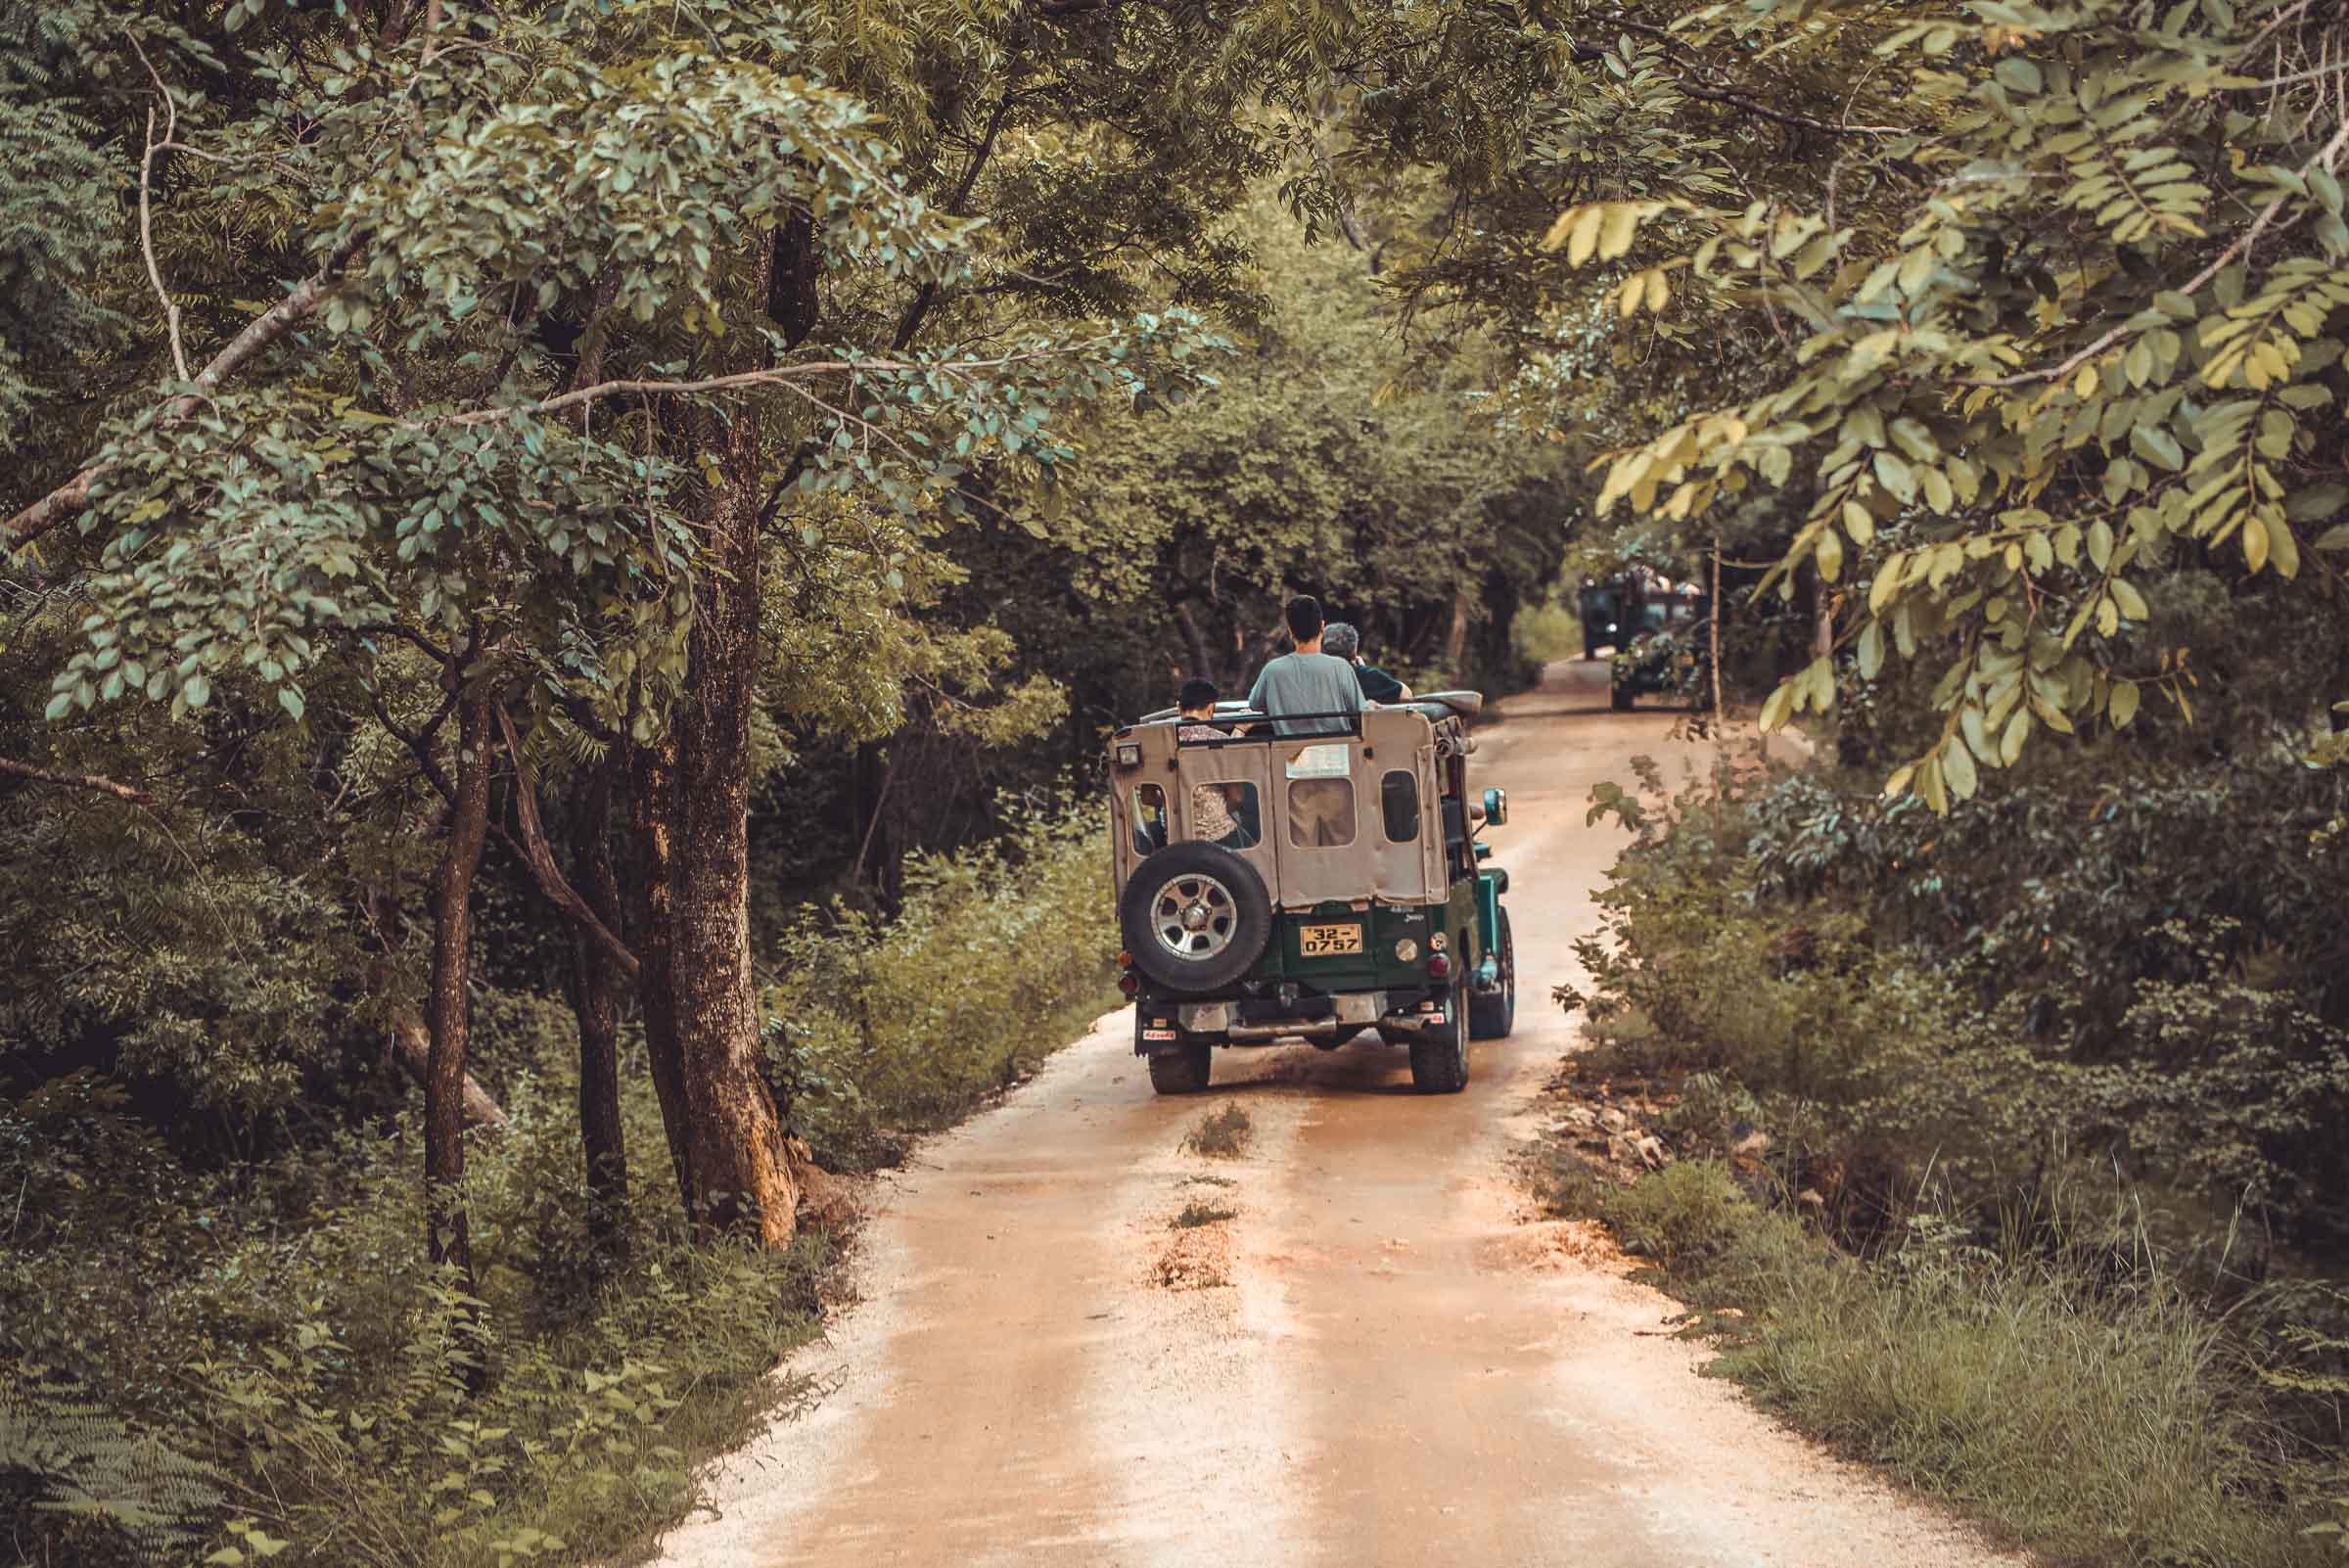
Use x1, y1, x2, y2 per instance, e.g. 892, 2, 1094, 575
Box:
1173, 742, 1277, 891
1362, 709, 1442, 904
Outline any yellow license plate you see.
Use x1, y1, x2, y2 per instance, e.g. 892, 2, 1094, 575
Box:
1298, 922, 1363, 957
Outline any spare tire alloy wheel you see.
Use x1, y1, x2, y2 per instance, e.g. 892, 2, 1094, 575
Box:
1119, 842, 1273, 993
1157, 874, 1235, 960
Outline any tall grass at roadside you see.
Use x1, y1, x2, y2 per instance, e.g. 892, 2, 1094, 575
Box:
1577, 1160, 2329, 1568
1551, 754, 2349, 1568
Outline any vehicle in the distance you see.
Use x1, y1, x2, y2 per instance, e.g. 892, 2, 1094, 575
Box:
1106, 693, 1515, 1095
1609, 593, 1710, 711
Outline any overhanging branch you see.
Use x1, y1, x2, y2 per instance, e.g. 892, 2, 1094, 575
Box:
6, 231, 368, 548
0, 757, 155, 805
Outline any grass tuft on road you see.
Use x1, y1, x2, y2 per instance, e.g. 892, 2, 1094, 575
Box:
1170, 1201, 1237, 1229
1181, 1103, 1251, 1159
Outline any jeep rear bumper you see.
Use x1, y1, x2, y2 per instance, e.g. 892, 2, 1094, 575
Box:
1134, 988, 1457, 1054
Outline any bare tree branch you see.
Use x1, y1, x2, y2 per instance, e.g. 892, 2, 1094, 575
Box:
124, 33, 190, 383
1674, 82, 1902, 136
0, 757, 156, 805
5, 230, 367, 548
422, 337, 1123, 429
495, 703, 640, 979
892, 84, 1020, 352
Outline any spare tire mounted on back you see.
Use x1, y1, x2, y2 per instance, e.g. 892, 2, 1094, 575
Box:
1119, 841, 1274, 993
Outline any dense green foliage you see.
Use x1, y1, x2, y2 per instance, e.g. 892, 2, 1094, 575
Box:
1500, 9, 2349, 1553
1493, 0, 2349, 804
0, 0, 1577, 1559
23, 0, 2349, 1558
0, 810, 1111, 1566
1559, 746, 2349, 1563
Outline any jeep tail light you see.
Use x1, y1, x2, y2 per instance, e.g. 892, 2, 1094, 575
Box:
1118, 949, 1134, 969
1118, 971, 1140, 997
1426, 952, 1452, 981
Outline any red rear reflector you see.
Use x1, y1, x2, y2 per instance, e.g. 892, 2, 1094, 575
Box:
1427, 952, 1452, 980
1118, 972, 1140, 996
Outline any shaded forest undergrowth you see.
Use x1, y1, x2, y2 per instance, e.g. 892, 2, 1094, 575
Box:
1, 812, 1116, 1568
1534, 755, 2349, 1568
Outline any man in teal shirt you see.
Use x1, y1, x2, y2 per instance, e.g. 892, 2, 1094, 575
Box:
1247, 595, 1363, 738
1248, 596, 1362, 846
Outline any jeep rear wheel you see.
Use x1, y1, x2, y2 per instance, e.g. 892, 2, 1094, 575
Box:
1147, 1041, 1213, 1095
1407, 981, 1469, 1094
1469, 908, 1516, 1040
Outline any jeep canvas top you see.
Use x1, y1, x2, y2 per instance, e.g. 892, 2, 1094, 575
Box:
1105, 692, 1515, 1095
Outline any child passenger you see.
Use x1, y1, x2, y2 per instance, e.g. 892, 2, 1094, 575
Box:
1175, 678, 1254, 848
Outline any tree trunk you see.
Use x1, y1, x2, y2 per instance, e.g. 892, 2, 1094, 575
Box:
1710, 539, 1726, 735
664, 372, 799, 1245
1806, 560, 1842, 757
567, 760, 628, 1250
628, 733, 695, 1216
1444, 586, 1472, 680
1812, 563, 1834, 664
1172, 600, 1214, 683
426, 676, 493, 1288
369, 876, 507, 1130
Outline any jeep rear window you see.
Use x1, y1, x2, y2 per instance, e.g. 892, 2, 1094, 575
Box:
1286, 777, 1356, 848
1187, 779, 1259, 848
1380, 769, 1419, 843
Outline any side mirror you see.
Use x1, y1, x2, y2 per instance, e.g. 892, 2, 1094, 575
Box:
1482, 787, 1508, 827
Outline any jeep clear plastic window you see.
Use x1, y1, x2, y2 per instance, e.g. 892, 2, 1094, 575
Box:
1286, 777, 1356, 848
1380, 769, 1420, 843
1188, 780, 1259, 848
1132, 784, 1167, 853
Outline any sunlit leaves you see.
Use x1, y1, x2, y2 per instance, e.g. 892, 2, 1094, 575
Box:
1534, 0, 2349, 804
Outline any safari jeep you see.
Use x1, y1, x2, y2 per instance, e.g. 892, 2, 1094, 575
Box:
1106, 693, 1516, 1096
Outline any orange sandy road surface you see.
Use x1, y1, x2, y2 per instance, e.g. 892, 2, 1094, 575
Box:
648, 661, 2022, 1568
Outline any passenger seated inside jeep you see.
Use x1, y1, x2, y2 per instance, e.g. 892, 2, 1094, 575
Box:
1175, 678, 1259, 849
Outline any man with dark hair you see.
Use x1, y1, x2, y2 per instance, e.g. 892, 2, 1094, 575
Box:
1246, 595, 1362, 739
1174, 678, 1251, 847
1246, 595, 1363, 848
1321, 621, 1412, 705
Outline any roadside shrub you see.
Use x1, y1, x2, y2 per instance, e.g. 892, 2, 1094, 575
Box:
1605, 1160, 1763, 1268
761, 803, 1119, 1169
1510, 592, 1583, 667
1560, 746, 2349, 1566
0, 1042, 832, 1568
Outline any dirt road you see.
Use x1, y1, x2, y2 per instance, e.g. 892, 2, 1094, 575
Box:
653, 662, 2018, 1568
